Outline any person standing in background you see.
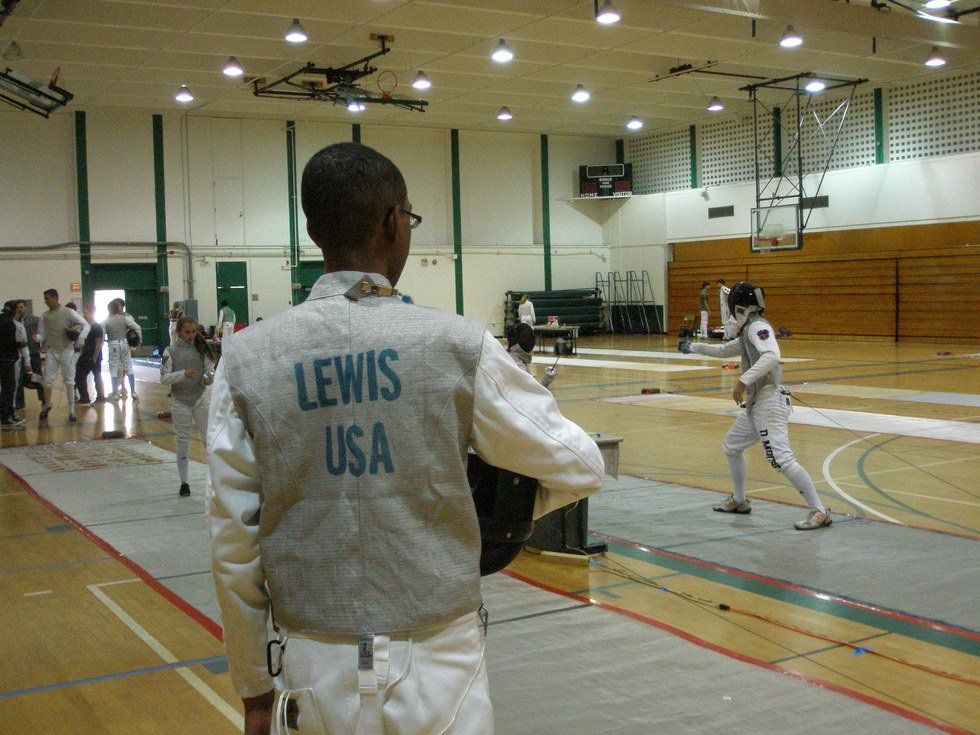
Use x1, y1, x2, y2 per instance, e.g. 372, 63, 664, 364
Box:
103, 299, 141, 402
168, 301, 183, 345
75, 305, 105, 405
518, 294, 536, 326
699, 281, 710, 339
13, 300, 44, 416
1, 301, 31, 428
217, 300, 236, 339
718, 279, 732, 338
37, 289, 89, 423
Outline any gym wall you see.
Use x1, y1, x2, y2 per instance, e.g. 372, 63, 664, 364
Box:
0, 107, 614, 335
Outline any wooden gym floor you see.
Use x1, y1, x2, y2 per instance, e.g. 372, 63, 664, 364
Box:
0, 335, 977, 734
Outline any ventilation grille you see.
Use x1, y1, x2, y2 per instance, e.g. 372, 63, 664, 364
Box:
700, 115, 774, 187
888, 70, 980, 162
625, 128, 691, 194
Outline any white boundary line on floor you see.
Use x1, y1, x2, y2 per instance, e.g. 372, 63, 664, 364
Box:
531, 356, 712, 373
576, 347, 812, 363
822, 435, 900, 523
87, 581, 243, 729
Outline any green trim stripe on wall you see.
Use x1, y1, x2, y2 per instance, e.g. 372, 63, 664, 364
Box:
541, 133, 552, 292
615, 138, 624, 165
874, 88, 885, 165
74, 110, 92, 305
286, 120, 299, 297
152, 114, 169, 339
450, 129, 463, 315
352, 123, 361, 144
688, 125, 697, 189
773, 107, 783, 177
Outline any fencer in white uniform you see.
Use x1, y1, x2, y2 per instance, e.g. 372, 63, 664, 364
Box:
103, 300, 142, 401
518, 294, 536, 327
36, 289, 89, 423
717, 279, 733, 338
698, 282, 710, 339
680, 281, 832, 531
207, 143, 604, 735
161, 316, 215, 497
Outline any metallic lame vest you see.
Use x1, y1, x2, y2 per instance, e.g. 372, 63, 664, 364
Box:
739, 313, 782, 407
42, 306, 77, 352
103, 313, 132, 342
167, 340, 208, 406
218, 271, 486, 636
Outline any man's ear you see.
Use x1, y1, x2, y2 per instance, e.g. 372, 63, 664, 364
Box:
382, 205, 400, 240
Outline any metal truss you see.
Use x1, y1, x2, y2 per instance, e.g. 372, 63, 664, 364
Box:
744, 73, 867, 235
252, 34, 428, 113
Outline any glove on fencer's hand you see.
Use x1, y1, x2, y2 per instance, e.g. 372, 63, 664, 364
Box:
678, 339, 693, 354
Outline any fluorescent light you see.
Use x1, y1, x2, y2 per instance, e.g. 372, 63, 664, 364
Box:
491, 39, 514, 63
412, 71, 431, 90
571, 84, 590, 103
707, 96, 724, 111
925, 47, 947, 66
174, 84, 194, 103
626, 116, 643, 130
916, 9, 958, 22
222, 57, 244, 77
285, 18, 307, 44
595, 0, 621, 24
497, 106, 513, 120
779, 25, 803, 48
804, 79, 826, 93
347, 99, 366, 112
923, 0, 951, 8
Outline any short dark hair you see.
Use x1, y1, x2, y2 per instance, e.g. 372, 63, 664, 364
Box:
301, 142, 407, 259
717, 278, 725, 284
701, 281, 709, 288
44, 288, 58, 299
65, 302, 78, 311
220, 300, 228, 307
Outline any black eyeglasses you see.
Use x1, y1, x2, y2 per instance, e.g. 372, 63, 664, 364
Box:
400, 208, 422, 230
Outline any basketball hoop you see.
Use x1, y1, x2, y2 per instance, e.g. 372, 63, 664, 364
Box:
377, 70, 397, 100
755, 236, 774, 255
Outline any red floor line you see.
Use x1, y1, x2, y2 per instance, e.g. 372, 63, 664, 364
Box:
592, 531, 980, 641
502, 569, 970, 735
1, 463, 224, 642
621, 471, 979, 541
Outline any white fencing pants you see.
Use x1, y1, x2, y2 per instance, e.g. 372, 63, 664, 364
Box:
169, 322, 178, 345
722, 388, 824, 510
221, 321, 235, 338
699, 310, 708, 337
274, 612, 492, 735
107, 340, 132, 379
172, 392, 210, 484
42, 347, 77, 412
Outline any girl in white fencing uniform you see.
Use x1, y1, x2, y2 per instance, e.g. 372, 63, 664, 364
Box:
103, 299, 141, 401
518, 294, 536, 326
161, 315, 215, 497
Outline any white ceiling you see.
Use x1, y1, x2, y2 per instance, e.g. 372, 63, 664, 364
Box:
1, 0, 978, 136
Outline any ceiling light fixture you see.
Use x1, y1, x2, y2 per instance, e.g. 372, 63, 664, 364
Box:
804, 79, 826, 93
174, 84, 194, 103
497, 106, 513, 120
222, 57, 244, 77
626, 115, 643, 130
916, 9, 958, 22
491, 39, 514, 63
347, 99, 366, 112
595, 0, 621, 24
1, 40, 23, 61
779, 25, 803, 48
923, 0, 951, 8
924, 47, 947, 66
285, 18, 308, 44
412, 71, 431, 90
571, 84, 590, 103
707, 96, 724, 111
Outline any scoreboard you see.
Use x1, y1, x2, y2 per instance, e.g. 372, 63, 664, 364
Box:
578, 163, 632, 198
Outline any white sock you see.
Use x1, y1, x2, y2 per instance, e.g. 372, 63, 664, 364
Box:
65, 385, 75, 413
176, 439, 189, 484
782, 461, 825, 512
726, 453, 747, 503
127, 372, 136, 394
110, 375, 119, 395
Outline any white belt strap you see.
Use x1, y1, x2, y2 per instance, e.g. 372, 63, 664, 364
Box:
356, 634, 390, 735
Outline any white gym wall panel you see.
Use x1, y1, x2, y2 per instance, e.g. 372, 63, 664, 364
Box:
463, 248, 545, 334
241, 119, 288, 247
548, 135, 617, 247
184, 115, 217, 248
396, 254, 457, 316
361, 125, 451, 248
458, 130, 536, 246
86, 108, 156, 243
607, 193, 668, 308
0, 111, 77, 246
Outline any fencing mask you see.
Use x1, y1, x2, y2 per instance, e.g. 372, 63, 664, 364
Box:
728, 281, 766, 335
467, 453, 537, 576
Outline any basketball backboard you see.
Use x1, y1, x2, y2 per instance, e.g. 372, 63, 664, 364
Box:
750, 203, 801, 252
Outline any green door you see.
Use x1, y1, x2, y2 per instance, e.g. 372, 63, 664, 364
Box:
216, 261, 249, 326
293, 261, 324, 305
90, 263, 160, 349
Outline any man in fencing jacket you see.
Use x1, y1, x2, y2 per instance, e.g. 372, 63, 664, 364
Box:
206, 142, 605, 735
